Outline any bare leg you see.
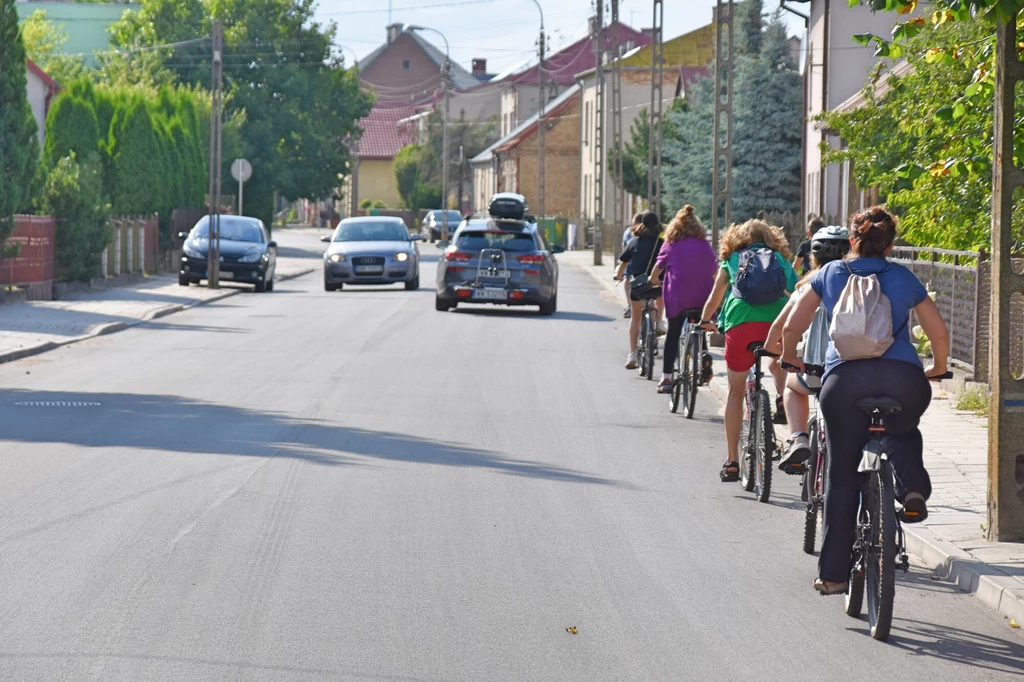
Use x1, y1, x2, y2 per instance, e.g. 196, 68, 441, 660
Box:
768, 358, 787, 398
784, 374, 812, 435
725, 369, 748, 464
629, 299, 643, 352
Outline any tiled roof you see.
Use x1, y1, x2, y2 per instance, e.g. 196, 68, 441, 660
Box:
356, 105, 419, 160
507, 22, 652, 86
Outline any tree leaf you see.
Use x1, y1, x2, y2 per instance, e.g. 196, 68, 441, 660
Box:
852, 33, 874, 46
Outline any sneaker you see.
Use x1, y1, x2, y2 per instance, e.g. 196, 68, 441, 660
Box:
780, 433, 811, 475
657, 320, 668, 336
625, 352, 638, 370
623, 306, 631, 319
657, 376, 673, 394
773, 395, 788, 425
700, 352, 713, 384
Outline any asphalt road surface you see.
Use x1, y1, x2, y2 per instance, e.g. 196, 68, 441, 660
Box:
1, 230, 1021, 681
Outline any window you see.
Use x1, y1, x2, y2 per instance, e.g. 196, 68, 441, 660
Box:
456, 230, 536, 252
402, 60, 410, 70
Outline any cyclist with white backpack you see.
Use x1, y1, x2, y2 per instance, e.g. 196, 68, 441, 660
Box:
779, 207, 950, 596
699, 219, 798, 483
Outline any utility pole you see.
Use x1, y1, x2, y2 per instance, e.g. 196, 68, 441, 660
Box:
987, 14, 1024, 542
647, 0, 664, 218
610, 0, 625, 246
711, 0, 734, 249
536, 7, 546, 225
592, 1, 605, 266
206, 19, 223, 289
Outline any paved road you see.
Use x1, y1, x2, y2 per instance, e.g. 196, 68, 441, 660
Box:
1, 231, 1021, 681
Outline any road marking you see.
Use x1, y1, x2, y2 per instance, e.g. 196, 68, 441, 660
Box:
13, 401, 102, 408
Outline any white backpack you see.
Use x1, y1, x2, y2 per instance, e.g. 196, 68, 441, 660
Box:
829, 262, 896, 360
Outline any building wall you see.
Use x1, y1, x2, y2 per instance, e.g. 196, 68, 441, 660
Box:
361, 33, 443, 103
16, 2, 132, 67
449, 83, 502, 125
357, 159, 402, 209
25, 68, 48, 148
804, 0, 893, 222
472, 162, 496, 212
506, 96, 582, 218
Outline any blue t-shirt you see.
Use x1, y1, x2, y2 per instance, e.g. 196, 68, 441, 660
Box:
810, 257, 929, 377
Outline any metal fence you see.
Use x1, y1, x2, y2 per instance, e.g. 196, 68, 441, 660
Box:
889, 247, 984, 378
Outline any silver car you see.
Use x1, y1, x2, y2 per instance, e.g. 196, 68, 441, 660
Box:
321, 216, 423, 291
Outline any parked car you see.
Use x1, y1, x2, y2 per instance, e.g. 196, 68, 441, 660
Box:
434, 212, 563, 315
322, 216, 423, 291
178, 215, 277, 292
422, 210, 464, 242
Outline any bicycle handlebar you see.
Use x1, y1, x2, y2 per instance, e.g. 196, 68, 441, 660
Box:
754, 348, 779, 359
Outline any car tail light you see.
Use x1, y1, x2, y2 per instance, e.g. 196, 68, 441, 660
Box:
523, 269, 540, 275
447, 267, 465, 273
510, 290, 525, 300
446, 249, 471, 262
517, 254, 545, 264
456, 289, 473, 298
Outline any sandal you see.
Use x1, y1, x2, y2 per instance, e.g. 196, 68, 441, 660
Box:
898, 492, 928, 524
813, 579, 849, 596
657, 377, 673, 394
719, 461, 740, 482
773, 395, 787, 425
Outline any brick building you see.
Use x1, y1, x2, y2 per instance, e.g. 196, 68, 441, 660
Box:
470, 86, 582, 219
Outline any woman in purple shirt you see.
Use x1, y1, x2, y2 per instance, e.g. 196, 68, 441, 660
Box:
649, 205, 718, 393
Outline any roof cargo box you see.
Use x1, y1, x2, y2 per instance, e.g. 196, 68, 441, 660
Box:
488, 192, 529, 220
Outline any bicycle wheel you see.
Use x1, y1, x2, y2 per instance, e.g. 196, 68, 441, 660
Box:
803, 420, 820, 555
685, 333, 699, 419
866, 462, 896, 641
740, 382, 756, 492
846, 496, 866, 618
752, 390, 774, 503
637, 314, 649, 378
670, 335, 683, 413
644, 326, 656, 380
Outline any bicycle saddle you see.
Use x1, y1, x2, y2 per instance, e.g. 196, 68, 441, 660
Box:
854, 396, 903, 415
746, 341, 765, 352
681, 307, 702, 322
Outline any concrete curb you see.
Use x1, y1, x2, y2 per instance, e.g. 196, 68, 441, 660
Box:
567, 254, 1024, 625
0, 267, 315, 366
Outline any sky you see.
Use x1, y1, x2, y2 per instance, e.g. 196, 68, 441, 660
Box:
313, 0, 805, 74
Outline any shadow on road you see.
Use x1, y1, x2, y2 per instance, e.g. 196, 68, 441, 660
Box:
0, 389, 617, 487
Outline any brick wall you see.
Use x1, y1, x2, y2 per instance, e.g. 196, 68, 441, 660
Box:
508, 94, 582, 218
361, 34, 442, 102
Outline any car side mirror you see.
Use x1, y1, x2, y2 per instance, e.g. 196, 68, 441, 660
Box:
410, 234, 424, 242
436, 240, 450, 249
267, 240, 277, 249
177, 231, 189, 240
320, 235, 331, 243
551, 244, 566, 254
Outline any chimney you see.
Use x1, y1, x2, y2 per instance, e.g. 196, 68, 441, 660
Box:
386, 23, 403, 44
472, 58, 487, 76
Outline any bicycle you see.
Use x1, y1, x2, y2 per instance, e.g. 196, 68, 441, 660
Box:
842, 372, 952, 642
740, 342, 776, 503
784, 362, 826, 556
636, 295, 659, 381
670, 308, 710, 418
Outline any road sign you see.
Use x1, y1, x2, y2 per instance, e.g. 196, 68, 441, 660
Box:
231, 158, 252, 183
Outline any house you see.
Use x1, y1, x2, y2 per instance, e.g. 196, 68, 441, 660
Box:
470, 85, 582, 219
16, 1, 136, 67
25, 59, 59, 148
790, 0, 896, 223
496, 21, 651, 139
576, 24, 715, 237
343, 24, 480, 214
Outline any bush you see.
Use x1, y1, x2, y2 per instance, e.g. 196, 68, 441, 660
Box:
44, 92, 100, 168
42, 153, 111, 282
359, 199, 387, 210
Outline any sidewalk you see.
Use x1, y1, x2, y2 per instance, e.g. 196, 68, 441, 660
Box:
0, 257, 316, 365
562, 249, 1024, 624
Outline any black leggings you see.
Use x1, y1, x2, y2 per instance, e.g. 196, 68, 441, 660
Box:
818, 359, 932, 582
663, 314, 686, 374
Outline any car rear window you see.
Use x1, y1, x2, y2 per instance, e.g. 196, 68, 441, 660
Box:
456, 231, 536, 252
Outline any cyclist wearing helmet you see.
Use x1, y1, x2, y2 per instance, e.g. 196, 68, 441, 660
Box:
765, 226, 850, 474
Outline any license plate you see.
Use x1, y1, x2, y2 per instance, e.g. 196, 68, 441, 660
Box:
355, 265, 384, 274
473, 288, 507, 300
219, 270, 233, 279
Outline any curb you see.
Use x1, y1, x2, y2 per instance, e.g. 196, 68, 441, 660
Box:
0, 267, 315, 366
567, 254, 1024, 626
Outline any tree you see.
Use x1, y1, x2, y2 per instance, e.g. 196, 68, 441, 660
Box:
735, 0, 764, 57
0, 0, 40, 241
44, 91, 100, 168
663, 80, 714, 218
19, 9, 84, 85
613, 109, 651, 199
108, 97, 167, 214
41, 152, 111, 281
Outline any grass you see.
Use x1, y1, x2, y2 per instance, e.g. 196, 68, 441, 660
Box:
956, 385, 989, 417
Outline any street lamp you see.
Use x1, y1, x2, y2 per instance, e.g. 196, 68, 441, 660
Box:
528, 0, 546, 223
405, 24, 452, 242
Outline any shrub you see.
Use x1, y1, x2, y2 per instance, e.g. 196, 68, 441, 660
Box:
42, 152, 111, 282
44, 93, 100, 168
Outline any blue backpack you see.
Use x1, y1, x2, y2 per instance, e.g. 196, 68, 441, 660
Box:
730, 245, 786, 305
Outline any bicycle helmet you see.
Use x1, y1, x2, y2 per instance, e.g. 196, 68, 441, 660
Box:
810, 225, 850, 264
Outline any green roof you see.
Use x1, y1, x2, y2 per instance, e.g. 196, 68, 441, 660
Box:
16, 2, 139, 67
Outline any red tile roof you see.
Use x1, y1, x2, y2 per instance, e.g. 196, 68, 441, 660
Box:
508, 23, 652, 86
356, 105, 419, 160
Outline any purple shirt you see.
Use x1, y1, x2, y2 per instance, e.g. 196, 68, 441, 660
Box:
655, 237, 718, 318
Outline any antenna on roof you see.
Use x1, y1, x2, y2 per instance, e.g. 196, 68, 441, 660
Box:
388, 0, 392, 26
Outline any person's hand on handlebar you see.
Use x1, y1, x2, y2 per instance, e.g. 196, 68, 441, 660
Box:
780, 354, 804, 374
698, 320, 718, 333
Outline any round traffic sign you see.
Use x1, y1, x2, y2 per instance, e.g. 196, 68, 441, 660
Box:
231, 158, 252, 183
